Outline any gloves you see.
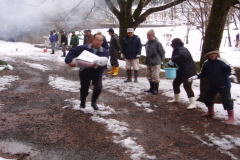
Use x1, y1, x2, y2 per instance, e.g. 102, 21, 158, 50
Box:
136, 55, 141, 58
168, 60, 175, 67
229, 75, 238, 83
188, 75, 198, 82
93, 57, 108, 66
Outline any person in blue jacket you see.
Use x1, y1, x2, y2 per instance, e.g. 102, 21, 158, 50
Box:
49, 31, 57, 54
122, 28, 142, 82
188, 49, 237, 124
65, 33, 109, 110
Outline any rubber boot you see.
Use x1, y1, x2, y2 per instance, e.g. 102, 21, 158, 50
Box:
144, 81, 154, 93
225, 110, 234, 124
112, 67, 119, 76
152, 82, 159, 95
187, 97, 197, 110
124, 70, 132, 82
91, 88, 101, 111
168, 94, 180, 103
107, 67, 114, 74
201, 106, 214, 117
134, 70, 138, 82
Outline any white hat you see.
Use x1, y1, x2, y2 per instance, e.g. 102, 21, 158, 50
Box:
127, 28, 134, 33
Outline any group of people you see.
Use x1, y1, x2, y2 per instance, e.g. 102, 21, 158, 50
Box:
64, 27, 237, 125
48, 30, 81, 56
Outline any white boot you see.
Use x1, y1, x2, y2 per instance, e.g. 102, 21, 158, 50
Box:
187, 97, 196, 109
168, 94, 180, 103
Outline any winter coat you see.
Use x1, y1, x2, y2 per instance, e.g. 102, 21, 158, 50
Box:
61, 34, 68, 46
198, 57, 234, 88
171, 46, 196, 78
109, 34, 121, 56
70, 35, 79, 47
102, 36, 109, 49
65, 44, 109, 73
49, 34, 57, 43
145, 39, 165, 66
83, 34, 93, 45
122, 35, 142, 59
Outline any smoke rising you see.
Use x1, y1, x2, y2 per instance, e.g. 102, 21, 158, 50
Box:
0, 0, 103, 42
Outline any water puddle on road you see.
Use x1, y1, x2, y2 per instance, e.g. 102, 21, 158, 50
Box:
0, 140, 35, 160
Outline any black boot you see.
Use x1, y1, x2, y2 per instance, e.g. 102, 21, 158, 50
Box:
144, 81, 154, 93
91, 103, 99, 110
152, 82, 159, 95
51, 50, 55, 54
134, 70, 138, 82
124, 70, 132, 82
80, 97, 86, 108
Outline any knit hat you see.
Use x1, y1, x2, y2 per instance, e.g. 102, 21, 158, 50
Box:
108, 28, 114, 33
171, 38, 184, 48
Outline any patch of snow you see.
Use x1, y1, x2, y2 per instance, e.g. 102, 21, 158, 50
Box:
48, 75, 80, 93
0, 75, 19, 91
24, 62, 50, 71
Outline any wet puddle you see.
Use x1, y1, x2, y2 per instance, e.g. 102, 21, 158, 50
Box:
15, 84, 29, 93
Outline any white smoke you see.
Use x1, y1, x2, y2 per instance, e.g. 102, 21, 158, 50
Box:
0, 0, 104, 42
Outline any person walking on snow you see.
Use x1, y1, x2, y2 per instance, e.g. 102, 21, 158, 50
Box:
168, 38, 197, 110
70, 31, 79, 49
60, 30, 68, 57
144, 29, 165, 95
188, 49, 237, 124
49, 31, 57, 54
107, 28, 121, 76
65, 33, 109, 110
122, 28, 142, 82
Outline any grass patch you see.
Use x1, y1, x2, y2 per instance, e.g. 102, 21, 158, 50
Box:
0, 60, 7, 65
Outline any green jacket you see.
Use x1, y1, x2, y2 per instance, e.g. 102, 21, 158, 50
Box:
70, 35, 79, 47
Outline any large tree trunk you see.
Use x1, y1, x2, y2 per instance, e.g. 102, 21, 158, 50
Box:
198, 0, 234, 101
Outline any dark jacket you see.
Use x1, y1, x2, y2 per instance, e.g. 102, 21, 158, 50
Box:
145, 39, 165, 66
61, 34, 68, 46
171, 46, 196, 78
65, 44, 109, 73
198, 58, 233, 88
102, 36, 109, 49
122, 35, 142, 59
109, 34, 121, 56
70, 35, 79, 47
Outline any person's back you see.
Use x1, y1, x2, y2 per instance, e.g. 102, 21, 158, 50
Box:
70, 32, 79, 48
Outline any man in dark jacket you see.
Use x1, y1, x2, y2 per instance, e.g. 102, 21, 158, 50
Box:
65, 33, 109, 110
107, 28, 121, 76
144, 29, 165, 95
188, 50, 237, 124
168, 38, 197, 109
70, 31, 79, 49
60, 30, 68, 57
122, 28, 142, 82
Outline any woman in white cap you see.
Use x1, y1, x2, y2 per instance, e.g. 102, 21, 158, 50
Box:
188, 49, 237, 124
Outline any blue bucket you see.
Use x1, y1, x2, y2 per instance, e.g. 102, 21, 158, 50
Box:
165, 68, 177, 79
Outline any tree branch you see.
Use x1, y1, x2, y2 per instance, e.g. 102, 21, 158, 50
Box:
105, 0, 120, 19
133, 0, 187, 27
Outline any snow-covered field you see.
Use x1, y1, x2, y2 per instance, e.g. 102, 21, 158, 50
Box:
1, 26, 240, 159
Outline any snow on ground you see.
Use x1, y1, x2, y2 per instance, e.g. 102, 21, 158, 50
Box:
63, 98, 156, 160
0, 158, 15, 160
181, 126, 240, 160
0, 75, 19, 91
24, 62, 50, 71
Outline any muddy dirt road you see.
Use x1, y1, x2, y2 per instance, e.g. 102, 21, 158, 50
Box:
0, 57, 240, 160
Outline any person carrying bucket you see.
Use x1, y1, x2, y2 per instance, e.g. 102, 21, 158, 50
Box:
168, 38, 197, 110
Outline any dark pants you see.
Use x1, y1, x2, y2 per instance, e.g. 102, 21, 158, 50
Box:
204, 86, 233, 110
173, 75, 195, 98
109, 51, 119, 67
79, 69, 103, 103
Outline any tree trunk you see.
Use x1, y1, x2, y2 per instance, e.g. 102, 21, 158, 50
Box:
198, 0, 234, 101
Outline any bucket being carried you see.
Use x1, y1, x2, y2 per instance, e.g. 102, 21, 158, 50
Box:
164, 68, 177, 79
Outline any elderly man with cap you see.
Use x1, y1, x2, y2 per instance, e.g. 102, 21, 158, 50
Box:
188, 49, 237, 124
168, 38, 197, 110
122, 28, 142, 82
107, 28, 121, 76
